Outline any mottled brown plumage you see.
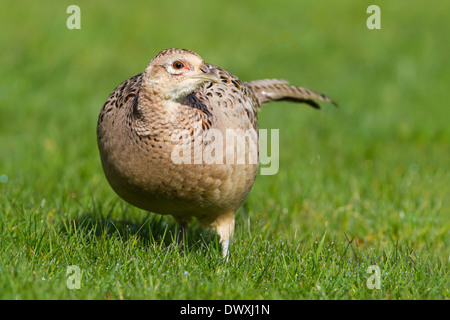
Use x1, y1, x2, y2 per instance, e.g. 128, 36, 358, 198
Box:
97, 48, 335, 257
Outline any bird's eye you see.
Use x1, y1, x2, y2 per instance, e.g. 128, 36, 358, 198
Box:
172, 61, 184, 70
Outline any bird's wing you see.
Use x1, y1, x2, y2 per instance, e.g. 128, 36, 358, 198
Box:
187, 64, 260, 131
99, 73, 143, 118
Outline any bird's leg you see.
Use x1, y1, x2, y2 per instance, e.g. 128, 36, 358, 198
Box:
221, 238, 230, 260
214, 212, 236, 260
176, 219, 188, 246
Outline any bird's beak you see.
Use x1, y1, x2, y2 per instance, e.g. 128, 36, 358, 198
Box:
191, 65, 220, 83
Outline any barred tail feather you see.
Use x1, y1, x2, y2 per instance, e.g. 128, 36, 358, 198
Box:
245, 79, 338, 109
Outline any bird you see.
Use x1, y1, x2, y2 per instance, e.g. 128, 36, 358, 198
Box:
97, 48, 336, 258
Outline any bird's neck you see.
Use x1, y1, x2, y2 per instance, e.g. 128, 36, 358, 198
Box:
132, 83, 184, 128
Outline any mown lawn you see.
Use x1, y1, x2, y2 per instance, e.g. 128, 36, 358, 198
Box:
0, 1, 448, 299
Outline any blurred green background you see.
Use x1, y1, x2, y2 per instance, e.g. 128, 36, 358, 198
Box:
0, 0, 448, 299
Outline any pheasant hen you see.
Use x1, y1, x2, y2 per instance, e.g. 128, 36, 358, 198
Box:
97, 48, 336, 257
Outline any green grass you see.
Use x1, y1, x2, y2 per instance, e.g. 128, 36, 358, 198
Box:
0, 0, 448, 299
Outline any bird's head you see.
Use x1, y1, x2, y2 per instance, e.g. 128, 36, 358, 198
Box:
143, 48, 220, 102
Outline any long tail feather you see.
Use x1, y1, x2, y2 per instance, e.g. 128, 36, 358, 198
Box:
245, 79, 338, 109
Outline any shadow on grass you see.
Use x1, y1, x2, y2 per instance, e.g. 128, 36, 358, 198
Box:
60, 198, 222, 254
